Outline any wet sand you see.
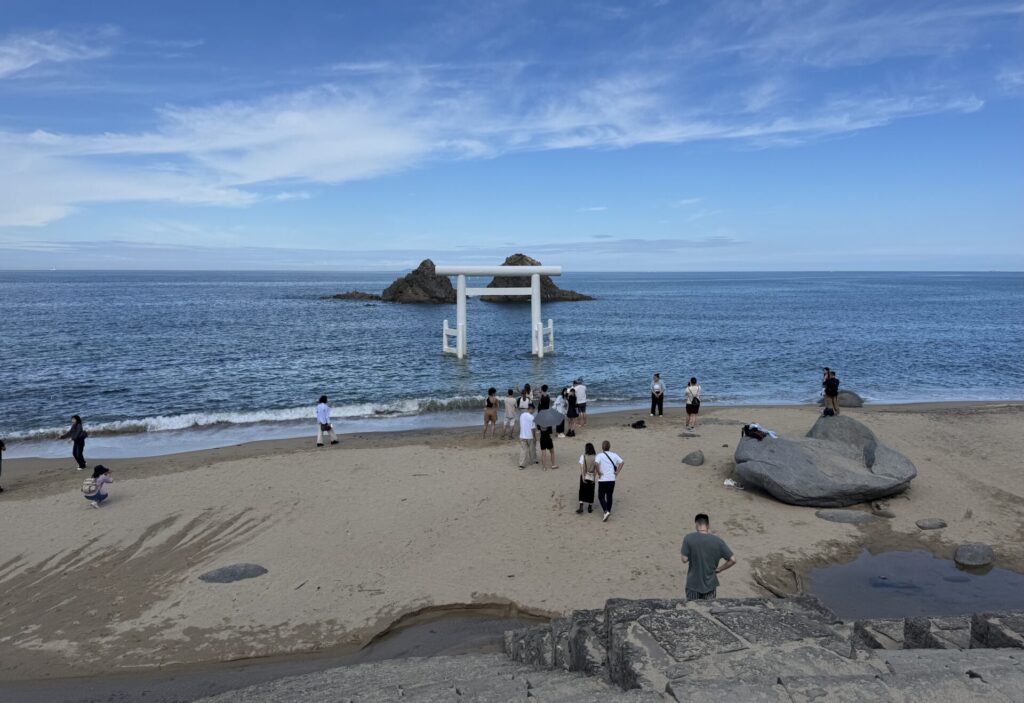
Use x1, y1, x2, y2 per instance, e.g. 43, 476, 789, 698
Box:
2, 401, 1023, 685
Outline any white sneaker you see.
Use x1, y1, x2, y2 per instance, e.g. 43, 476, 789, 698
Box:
89, 500, 99, 509
602, 512, 610, 522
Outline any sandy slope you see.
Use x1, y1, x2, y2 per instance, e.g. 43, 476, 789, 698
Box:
1, 402, 1022, 680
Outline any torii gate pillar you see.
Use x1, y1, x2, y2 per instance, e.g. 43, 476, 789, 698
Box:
437, 265, 560, 359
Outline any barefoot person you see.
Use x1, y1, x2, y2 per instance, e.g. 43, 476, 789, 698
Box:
681, 513, 736, 600
82, 465, 114, 509
684, 378, 701, 431
60, 415, 88, 470
501, 389, 518, 440
650, 373, 665, 417
576, 442, 597, 514
316, 395, 339, 447
518, 404, 538, 469
595, 440, 623, 522
483, 387, 498, 438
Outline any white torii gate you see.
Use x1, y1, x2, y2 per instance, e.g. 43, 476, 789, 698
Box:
435, 265, 561, 359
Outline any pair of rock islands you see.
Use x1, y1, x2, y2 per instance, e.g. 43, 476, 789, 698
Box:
322, 254, 593, 304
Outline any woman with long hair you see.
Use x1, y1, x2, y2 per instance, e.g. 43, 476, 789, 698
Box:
82, 465, 113, 508
576, 442, 597, 513
685, 378, 701, 431
60, 414, 88, 470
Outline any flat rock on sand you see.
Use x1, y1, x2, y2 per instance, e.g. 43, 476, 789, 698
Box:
734, 415, 917, 507
681, 450, 705, 466
815, 509, 879, 524
954, 543, 994, 568
916, 518, 948, 530
199, 563, 268, 584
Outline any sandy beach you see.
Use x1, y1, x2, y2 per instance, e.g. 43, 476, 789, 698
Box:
2, 401, 1023, 683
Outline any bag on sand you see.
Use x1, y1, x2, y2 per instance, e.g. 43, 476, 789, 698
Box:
631, 420, 647, 429
81, 477, 98, 495
742, 424, 768, 441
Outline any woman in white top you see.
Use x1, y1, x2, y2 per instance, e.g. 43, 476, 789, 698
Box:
685, 378, 701, 431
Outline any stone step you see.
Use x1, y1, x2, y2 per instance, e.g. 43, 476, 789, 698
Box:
972, 611, 1024, 649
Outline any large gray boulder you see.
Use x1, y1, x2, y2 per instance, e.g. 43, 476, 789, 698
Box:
734, 416, 917, 507
481, 253, 593, 302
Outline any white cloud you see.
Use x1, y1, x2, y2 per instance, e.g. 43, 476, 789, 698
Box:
671, 198, 702, 207
0, 28, 115, 79
577, 206, 608, 212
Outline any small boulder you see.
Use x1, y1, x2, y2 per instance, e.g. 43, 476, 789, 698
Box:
815, 509, 879, 525
199, 563, 268, 583
916, 518, 947, 530
954, 543, 994, 568
817, 390, 865, 408
320, 290, 383, 301
681, 450, 705, 466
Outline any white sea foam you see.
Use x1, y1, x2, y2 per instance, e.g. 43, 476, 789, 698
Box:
6, 396, 490, 440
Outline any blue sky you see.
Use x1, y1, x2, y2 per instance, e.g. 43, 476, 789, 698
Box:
0, 0, 1021, 270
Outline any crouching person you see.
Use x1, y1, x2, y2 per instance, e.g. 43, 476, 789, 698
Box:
82, 465, 113, 508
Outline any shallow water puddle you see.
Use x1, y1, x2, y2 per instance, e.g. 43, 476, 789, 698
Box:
809, 549, 1024, 619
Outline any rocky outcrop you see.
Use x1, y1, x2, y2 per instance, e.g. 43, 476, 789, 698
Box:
733, 415, 917, 507
817, 390, 865, 407
381, 259, 457, 303
481, 254, 593, 302
320, 290, 382, 301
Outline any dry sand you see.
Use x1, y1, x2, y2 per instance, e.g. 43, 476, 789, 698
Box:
2, 402, 1023, 681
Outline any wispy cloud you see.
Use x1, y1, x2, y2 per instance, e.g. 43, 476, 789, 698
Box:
577, 206, 608, 212
0, 27, 116, 79
671, 198, 701, 208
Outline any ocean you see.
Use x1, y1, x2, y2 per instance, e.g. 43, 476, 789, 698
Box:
1, 270, 1022, 458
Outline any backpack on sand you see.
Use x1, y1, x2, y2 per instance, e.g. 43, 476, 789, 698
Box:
81, 477, 98, 495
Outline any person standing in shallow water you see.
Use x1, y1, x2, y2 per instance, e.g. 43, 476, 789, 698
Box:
316, 396, 339, 447
501, 389, 518, 440
681, 513, 736, 600
483, 387, 498, 438
60, 415, 88, 470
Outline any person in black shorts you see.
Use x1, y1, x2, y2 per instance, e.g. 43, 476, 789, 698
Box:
566, 387, 579, 436
539, 424, 557, 469
824, 371, 841, 415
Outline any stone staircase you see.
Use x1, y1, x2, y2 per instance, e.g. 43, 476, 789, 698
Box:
504, 597, 1024, 701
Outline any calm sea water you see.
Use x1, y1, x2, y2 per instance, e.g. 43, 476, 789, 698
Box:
1, 271, 1022, 457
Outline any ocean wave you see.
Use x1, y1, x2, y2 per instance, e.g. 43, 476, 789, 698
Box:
5, 396, 489, 441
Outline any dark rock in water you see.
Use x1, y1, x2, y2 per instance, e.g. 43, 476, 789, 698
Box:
916, 518, 947, 530
321, 290, 383, 301
381, 259, 457, 304
734, 415, 917, 507
681, 450, 705, 466
954, 543, 994, 568
199, 563, 268, 583
815, 509, 879, 524
480, 253, 593, 302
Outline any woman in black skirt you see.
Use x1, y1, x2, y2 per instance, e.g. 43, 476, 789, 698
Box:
566, 387, 579, 436
576, 442, 597, 513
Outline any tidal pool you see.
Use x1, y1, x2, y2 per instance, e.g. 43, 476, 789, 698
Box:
809, 549, 1024, 619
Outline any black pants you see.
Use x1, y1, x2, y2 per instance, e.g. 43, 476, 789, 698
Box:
598, 481, 615, 513
650, 394, 663, 415
72, 438, 86, 469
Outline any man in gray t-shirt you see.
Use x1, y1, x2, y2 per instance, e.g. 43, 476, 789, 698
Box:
680, 513, 736, 600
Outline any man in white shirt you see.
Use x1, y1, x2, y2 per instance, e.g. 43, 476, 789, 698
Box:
518, 404, 538, 468
573, 379, 588, 427
501, 389, 518, 440
594, 440, 623, 521
316, 395, 339, 447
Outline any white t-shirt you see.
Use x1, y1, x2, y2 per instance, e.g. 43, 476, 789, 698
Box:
503, 396, 518, 419
574, 384, 588, 404
594, 450, 622, 481
686, 385, 701, 404
519, 412, 536, 439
